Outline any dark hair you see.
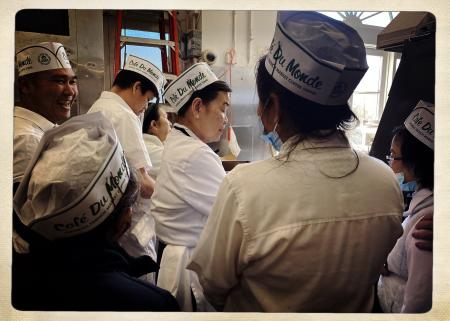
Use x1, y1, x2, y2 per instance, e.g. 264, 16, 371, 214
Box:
393, 126, 434, 190
256, 55, 358, 145
142, 103, 161, 134
113, 69, 159, 97
177, 80, 232, 117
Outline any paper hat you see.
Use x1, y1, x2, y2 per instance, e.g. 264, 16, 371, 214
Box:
164, 62, 219, 112
404, 100, 434, 150
13, 112, 131, 241
124, 55, 166, 99
16, 42, 72, 77
265, 11, 368, 106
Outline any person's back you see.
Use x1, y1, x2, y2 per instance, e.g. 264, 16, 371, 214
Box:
188, 11, 403, 312
201, 134, 403, 311
13, 241, 178, 311
12, 112, 179, 311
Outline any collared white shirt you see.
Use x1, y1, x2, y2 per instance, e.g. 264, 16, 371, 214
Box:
188, 133, 404, 312
88, 91, 151, 170
143, 133, 164, 180
14, 106, 55, 183
88, 91, 155, 260
150, 123, 226, 247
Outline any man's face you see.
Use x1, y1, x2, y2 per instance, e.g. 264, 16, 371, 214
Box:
197, 91, 230, 143
22, 68, 78, 124
129, 86, 155, 116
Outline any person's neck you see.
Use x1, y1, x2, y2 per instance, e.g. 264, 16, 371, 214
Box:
19, 100, 55, 124
111, 86, 133, 109
176, 117, 205, 142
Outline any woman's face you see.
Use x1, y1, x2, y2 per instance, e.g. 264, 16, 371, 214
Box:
389, 135, 414, 182
147, 108, 172, 142
197, 91, 230, 143
155, 109, 172, 142
389, 137, 403, 174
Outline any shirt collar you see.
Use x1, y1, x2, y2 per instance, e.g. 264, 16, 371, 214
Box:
278, 131, 351, 157
14, 106, 55, 132
143, 133, 163, 147
100, 91, 138, 117
172, 122, 202, 141
404, 188, 433, 216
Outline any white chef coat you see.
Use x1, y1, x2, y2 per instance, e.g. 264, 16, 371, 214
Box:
188, 132, 404, 312
151, 123, 225, 311
143, 133, 164, 180
377, 188, 433, 313
13, 107, 55, 184
13, 106, 55, 253
88, 91, 156, 261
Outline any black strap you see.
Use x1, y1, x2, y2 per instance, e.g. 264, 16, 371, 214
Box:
173, 125, 190, 137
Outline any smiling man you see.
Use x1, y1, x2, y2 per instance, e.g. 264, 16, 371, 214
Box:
13, 42, 78, 253
14, 42, 78, 187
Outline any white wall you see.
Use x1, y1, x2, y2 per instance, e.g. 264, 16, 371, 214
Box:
202, 11, 276, 67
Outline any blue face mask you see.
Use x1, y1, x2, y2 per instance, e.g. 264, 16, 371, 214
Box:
395, 172, 417, 192
259, 121, 283, 151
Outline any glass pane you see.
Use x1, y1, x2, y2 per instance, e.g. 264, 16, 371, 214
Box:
360, 12, 399, 27
355, 55, 382, 92
318, 11, 344, 21
121, 45, 164, 70
122, 29, 169, 40
351, 93, 380, 123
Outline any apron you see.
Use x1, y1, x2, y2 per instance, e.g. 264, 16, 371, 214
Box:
157, 244, 215, 311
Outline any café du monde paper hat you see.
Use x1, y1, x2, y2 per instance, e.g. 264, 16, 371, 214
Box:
124, 54, 166, 99
404, 100, 434, 150
265, 11, 368, 106
16, 42, 72, 77
164, 62, 219, 112
13, 112, 131, 241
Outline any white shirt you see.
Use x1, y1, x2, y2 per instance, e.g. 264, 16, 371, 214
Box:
88, 91, 151, 170
151, 123, 226, 247
188, 133, 404, 312
88, 91, 155, 260
143, 133, 164, 180
13, 107, 55, 183
377, 188, 433, 313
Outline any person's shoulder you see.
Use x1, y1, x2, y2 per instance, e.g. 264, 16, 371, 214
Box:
94, 272, 179, 311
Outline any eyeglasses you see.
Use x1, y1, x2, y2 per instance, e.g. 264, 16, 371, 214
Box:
385, 155, 403, 163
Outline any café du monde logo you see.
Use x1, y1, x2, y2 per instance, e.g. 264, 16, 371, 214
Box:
38, 53, 51, 65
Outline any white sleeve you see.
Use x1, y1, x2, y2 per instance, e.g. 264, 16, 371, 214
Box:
13, 134, 41, 183
113, 113, 152, 170
402, 214, 433, 313
182, 147, 225, 217
187, 175, 249, 310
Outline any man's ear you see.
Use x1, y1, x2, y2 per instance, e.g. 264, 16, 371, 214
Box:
149, 120, 158, 134
18, 78, 32, 95
132, 81, 142, 94
191, 97, 203, 119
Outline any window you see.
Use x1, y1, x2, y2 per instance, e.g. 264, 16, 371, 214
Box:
347, 49, 399, 152
119, 10, 178, 76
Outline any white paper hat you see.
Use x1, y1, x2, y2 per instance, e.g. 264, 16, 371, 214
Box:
404, 100, 434, 150
124, 54, 166, 99
16, 42, 72, 77
265, 11, 368, 106
164, 62, 219, 112
13, 112, 131, 241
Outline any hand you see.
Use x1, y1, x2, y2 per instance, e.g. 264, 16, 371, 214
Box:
139, 168, 155, 199
412, 213, 433, 252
